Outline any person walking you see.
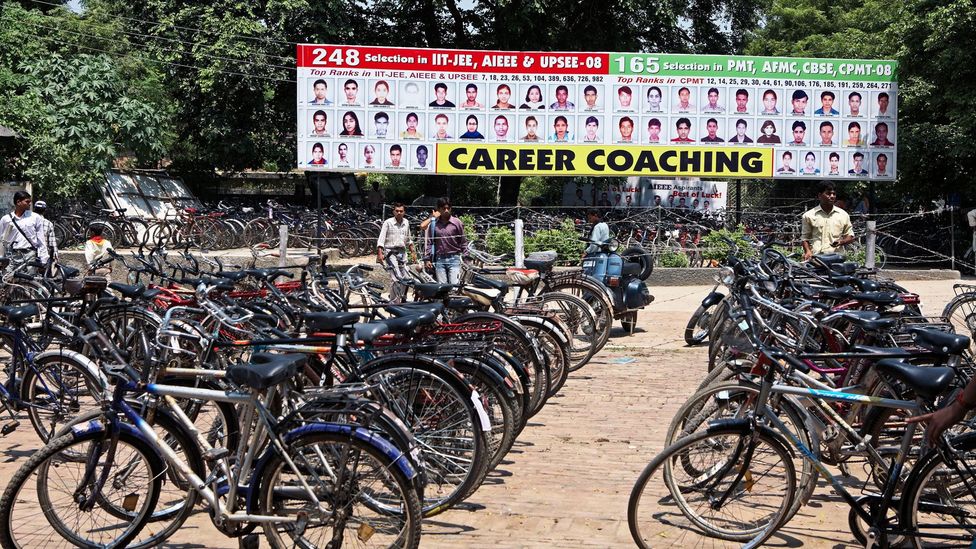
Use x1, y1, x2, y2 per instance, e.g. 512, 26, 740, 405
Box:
801, 181, 854, 261
377, 202, 417, 302
0, 191, 49, 274
421, 197, 467, 285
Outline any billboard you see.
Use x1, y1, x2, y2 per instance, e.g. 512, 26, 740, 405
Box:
561, 179, 727, 210
297, 45, 897, 180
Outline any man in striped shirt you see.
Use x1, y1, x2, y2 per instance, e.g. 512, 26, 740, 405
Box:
377, 202, 416, 302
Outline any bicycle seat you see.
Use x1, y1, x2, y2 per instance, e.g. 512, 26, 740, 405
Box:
303, 311, 361, 332
874, 359, 955, 400
414, 283, 454, 300
832, 310, 898, 332
830, 262, 859, 275
215, 271, 249, 282
226, 353, 307, 391
444, 296, 476, 311
385, 302, 445, 318
472, 274, 509, 294
817, 286, 854, 300
908, 327, 971, 355
812, 253, 845, 265
377, 312, 436, 334
143, 288, 162, 299
463, 286, 502, 307
353, 322, 389, 344
851, 344, 914, 358
0, 304, 38, 324
852, 291, 901, 307
60, 265, 80, 278
827, 277, 880, 292
108, 283, 146, 299
524, 258, 555, 274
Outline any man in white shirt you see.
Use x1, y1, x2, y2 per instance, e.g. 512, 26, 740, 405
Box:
0, 191, 49, 273
31, 200, 58, 265
377, 202, 417, 302
585, 208, 611, 254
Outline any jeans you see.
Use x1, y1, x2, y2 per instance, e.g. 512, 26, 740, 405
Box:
383, 249, 410, 303
434, 253, 462, 285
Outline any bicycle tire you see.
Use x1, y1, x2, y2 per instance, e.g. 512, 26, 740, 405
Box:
0, 426, 163, 549
942, 292, 976, 355
684, 303, 714, 346
21, 352, 105, 443
258, 430, 422, 549
538, 292, 599, 371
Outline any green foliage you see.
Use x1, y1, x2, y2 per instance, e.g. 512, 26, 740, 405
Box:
486, 226, 515, 256
659, 251, 690, 268
701, 225, 757, 261
459, 213, 477, 244
0, 4, 172, 196
525, 218, 584, 263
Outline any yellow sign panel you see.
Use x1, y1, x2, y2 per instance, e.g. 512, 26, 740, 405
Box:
436, 144, 773, 177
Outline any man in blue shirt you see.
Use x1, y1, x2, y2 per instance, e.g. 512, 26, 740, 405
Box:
814, 90, 840, 115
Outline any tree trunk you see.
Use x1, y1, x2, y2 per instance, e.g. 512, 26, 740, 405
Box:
498, 176, 521, 205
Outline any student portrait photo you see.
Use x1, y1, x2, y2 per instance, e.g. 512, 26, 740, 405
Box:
757, 119, 781, 144
335, 142, 352, 167
616, 116, 635, 142
521, 115, 541, 142
826, 151, 842, 176
761, 89, 780, 114
777, 150, 795, 174
399, 81, 424, 108
817, 120, 835, 146
582, 85, 601, 111
732, 88, 751, 114
800, 151, 820, 175
460, 83, 483, 109
875, 152, 891, 177
789, 120, 808, 146
492, 114, 512, 142
339, 111, 364, 137
728, 118, 753, 143
308, 142, 327, 166
361, 143, 380, 168
493, 84, 516, 110
341, 78, 362, 106
701, 87, 725, 113
550, 115, 574, 142
520, 84, 546, 110
430, 112, 454, 140
401, 112, 423, 139
875, 91, 893, 118
789, 89, 809, 115
429, 82, 456, 108
550, 85, 576, 111
309, 110, 330, 137
674, 86, 695, 113
582, 116, 602, 142
700, 118, 724, 142
369, 79, 395, 106
616, 86, 635, 111
646, 117, 664, 143
371, 111, 391, 139
671, 117, 694, 142
871, 121, 895, 147
413, 145, 431, 170
814, 90, 839, 115
849, 151, 869, 175
386, 144, 405, 168
845, 121, 865, 147
309, 78, 332, 105
847, 91, 864, 117
460, 114, 485, 140
645, 86, 666, 113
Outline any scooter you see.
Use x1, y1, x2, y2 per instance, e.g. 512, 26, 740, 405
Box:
581, 239, 654, 334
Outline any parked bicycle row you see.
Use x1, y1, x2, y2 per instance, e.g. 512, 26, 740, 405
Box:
0, 230, 643, 548
629, 240, 976, 547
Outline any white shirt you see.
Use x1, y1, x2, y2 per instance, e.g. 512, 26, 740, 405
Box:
84, 237, 114, 268
377, 217, 412, 250
587, 222, 611, 253
0, 210, 49, 263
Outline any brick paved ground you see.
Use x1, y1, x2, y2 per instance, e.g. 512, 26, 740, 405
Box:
0, 280, 959, 547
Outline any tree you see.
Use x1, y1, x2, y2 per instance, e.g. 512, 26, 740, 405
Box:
0, 3, 172, 197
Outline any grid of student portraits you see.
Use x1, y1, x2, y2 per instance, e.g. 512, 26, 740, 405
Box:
297, 76, 897, 178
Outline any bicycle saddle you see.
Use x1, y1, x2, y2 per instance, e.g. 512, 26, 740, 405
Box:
850, 344, 914, 358
874, 359, 955, 400
472, 274, 509, 294
524, 258, 555, 274
385, 302, 445, 318
816, 286, 854, 300
0, 304, 38, 324
909, 327, 971, 355
353, 322, 389, 344
812, 253, 845, 265
226, 353, 307, 391
376, 312, 436, 334
303, 311, 361, 332
59, 265, 80, 278
829, 276, 880, 292
414, 283, 454, 300
108, 283, 146, 299
831, 310, 898, 332
852, 291, 901, 306
444, 296, 476, 311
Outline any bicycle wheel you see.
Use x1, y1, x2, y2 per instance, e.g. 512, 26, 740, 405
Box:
538, 292, 599, 371
258, 431, 422, 549
450, 357, 518, 472
942, 292, 976, 355
0, 426, 162, 549
900, 431, 976, 548
628, 424, 796, 547
21, 352, 104, 442
684, 303, 715, 346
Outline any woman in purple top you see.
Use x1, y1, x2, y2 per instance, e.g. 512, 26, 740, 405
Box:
420, 197, 468, 284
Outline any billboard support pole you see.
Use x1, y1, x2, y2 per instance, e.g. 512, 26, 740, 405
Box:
866, 220, 876, 269
735, 180, 742, 226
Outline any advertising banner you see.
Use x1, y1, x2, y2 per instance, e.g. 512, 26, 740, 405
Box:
561, 179, 727, 210
297, 45, 897, 180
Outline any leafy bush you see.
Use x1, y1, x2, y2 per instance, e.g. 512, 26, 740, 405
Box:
459, 214, 478, 244
525, 219, 585, 263
659, 251, 690, 268
486, 226, 515, 256
700, 225, 757, 261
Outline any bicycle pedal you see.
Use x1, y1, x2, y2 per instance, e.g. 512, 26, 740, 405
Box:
203, 447, 231, 462
1, 420, 19, 436
238, 533, 260, 549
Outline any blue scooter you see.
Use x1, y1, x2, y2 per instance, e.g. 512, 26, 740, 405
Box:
581, 239, 654, 334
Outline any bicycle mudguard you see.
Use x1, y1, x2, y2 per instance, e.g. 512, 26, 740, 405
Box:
454, 312, 547, 371
510, 314, 572, 347
702, 291, 725, 308
246, 423, 420, 514
34, 348, 109, 392
449, 356, 517, 401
